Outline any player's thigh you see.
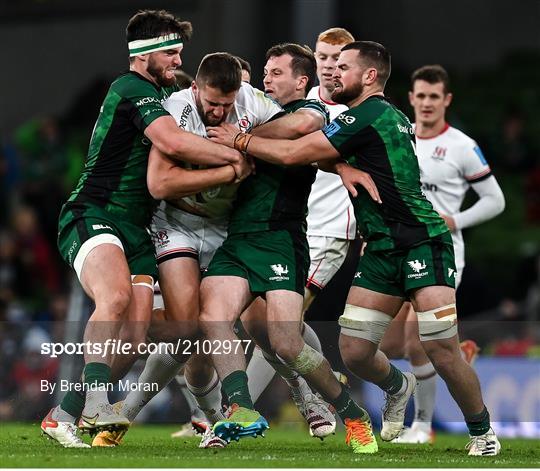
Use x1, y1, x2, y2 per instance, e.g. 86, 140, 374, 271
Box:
347, 247, 405, 314
241, 297, 271, 350
80, 243, 132, 306
379, 301, 412, 359
403, 233, 456, 308
199, 275, 253, 325
266, 290, 305, 356
159, 257, 201, 322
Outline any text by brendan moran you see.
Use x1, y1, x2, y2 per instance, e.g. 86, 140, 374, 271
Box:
40, 380, 158, 395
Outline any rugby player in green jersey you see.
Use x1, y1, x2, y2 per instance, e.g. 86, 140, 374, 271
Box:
201, 43, 379, 454
208, 41, 500, 456
41, 10, 246, 448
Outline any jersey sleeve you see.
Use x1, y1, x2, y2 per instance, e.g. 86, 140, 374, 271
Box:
239, 83, 283, 126
297, 99, 330, 126
460, 140, 492, 183
123, 80, 171, 132
322, 108, 371, 155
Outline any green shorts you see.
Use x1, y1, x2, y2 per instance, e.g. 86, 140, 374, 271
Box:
204, 230, 309, 295
352, 232, 456, 298
57, 202, 158, 281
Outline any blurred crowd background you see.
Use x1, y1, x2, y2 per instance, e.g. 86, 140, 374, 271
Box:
0, 0, 539, 429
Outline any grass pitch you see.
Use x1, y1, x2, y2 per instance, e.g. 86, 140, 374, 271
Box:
0, 422, 538, 468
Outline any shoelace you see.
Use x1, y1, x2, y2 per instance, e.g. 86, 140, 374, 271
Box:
226, 403, 240, 418
345, 419, 373, 446
65, 423, 85, 442
465, 436, 488, 450
382, 392, 406, 419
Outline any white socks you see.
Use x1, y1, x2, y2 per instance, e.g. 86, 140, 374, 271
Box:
122, 350, 184, 422
411, 361, 437, 429
246, 322, 323, 403
185, 370, 225, 424
247, 346, 278, 402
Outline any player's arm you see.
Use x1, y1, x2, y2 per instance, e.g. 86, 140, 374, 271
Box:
145, 115, 242, 166
252, 108, 326, 138
449, 176, 505, 230
207, 128, 381, 202
147, 145, 251, 200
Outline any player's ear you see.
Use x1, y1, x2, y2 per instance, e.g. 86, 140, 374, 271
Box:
297, 75, 308, 91
444, 92, 453, 108
364, 67, 378, 86
191, 81, 198, 94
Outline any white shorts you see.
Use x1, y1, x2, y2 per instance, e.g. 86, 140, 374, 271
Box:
305, 235, 350, 292
151, 202, 227, 271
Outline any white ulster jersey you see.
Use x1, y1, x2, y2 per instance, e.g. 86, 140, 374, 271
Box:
416, 124, 492, 272
306, 86, 356, 239
162, 82, 282, 219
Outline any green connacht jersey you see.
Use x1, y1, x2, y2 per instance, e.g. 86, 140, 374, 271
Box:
66, 72, 177, 226
228, 99, 329, 235
323, 96, 448, 251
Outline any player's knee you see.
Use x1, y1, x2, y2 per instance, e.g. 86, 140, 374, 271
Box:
338, 305, 392, 345
380, 337, 405, 359
285, 342, 324, 375
100, 286, 132, 320
421, 339, 456, 376
339, 333, 375, 369
404, 334, 425, 360
417, 304, 458, 342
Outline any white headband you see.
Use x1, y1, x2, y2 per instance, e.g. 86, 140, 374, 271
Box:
128, 33, 183, 57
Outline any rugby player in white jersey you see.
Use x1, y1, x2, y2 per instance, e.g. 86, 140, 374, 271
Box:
244, 27, 357, 434
382, 64, 505, 445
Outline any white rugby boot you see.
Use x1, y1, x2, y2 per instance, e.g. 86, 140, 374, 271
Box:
466, 428, 501, 456
380, 371, 417, 441
41, 407, 90, 448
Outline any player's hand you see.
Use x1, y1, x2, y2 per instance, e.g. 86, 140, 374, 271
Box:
439, 213, 457, 231
337, 163, 382, 204
207, 123, 239, 148
231, 155, 254, 183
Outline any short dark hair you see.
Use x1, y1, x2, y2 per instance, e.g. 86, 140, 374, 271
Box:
195, 52, 242, 94
341, 41, 391, 87
266, 43, 317, 93
236, 56, 251, 76
411, 65, 450, 94
126, 9, 192, 44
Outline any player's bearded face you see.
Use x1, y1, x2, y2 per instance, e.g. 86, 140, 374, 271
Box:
147, 52, 179, 87
194, 85, 236, 126
332, 78, 363, 105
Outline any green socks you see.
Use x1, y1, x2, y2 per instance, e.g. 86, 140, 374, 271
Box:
466, 406, 491, 436
222, 370, 253, 409
377, 363, 405, 395
332, 385, 370, 422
